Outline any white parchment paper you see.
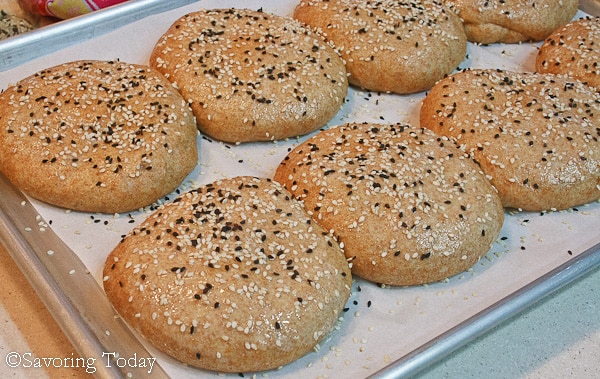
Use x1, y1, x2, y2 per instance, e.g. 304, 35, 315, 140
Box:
1, 1, 599, 378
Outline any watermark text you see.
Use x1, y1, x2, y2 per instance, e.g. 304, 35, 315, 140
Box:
5, 352, 156, 374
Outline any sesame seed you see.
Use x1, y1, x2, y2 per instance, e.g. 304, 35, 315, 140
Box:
274, 122, 504, 285
149, 8, 348, 143
103, 176, 351, 372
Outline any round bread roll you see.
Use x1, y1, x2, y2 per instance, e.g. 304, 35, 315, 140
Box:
149, 8, 348, 144
103, 176, 352, 373
443, 0, 579, 44
274, 122, 504, 286
536, 17, 600, 90
0, 60, 198, 213
420, 69, 600, 211
293, 0, 467, 94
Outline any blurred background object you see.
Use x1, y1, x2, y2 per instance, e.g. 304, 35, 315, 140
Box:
0, 0, 129, 40
17, 0, 129, 20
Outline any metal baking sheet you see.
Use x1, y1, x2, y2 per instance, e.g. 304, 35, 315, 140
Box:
0, 0, 198, 71
1, 1, 599, 378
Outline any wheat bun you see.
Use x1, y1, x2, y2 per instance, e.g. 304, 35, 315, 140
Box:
274, 122, 504, 286
293, 0, 467, 94
420, 69, 600, 211
443, 0, 578, 44
0, 60, 198, 213
149, 8, 348, 144
536, 17, 600, 90
103, 176, 352, 373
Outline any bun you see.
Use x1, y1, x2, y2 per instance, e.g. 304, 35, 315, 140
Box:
150, 8, 348, 143
274, 122, 504, 286
0, 60, 198, 213
293, 0, 467, 94
103, 176, 352, 372
444, 0, 578, 44
536, 16, 600, 90
420, 69, 600, 211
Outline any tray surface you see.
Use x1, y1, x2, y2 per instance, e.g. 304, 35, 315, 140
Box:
1, 1, 599, 378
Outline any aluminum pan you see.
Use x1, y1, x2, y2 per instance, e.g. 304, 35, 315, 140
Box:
0, 1, 599, 378
0, 172, 169, 379
371, 243, 600, 379
0, 0, 198, 71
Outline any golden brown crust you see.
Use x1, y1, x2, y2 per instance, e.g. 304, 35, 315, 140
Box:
420, 69, 600, 211
293, 0, 467, 94
274, 122, 504, 286
443, 0, 579, 44
150, 8, 348, 144
536, 17, 600, 90
0, 60, 198, 213
103, 176, 352, 373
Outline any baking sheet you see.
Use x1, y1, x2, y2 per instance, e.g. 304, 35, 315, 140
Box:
1, 1, 599, 378
0, 0, 198, 71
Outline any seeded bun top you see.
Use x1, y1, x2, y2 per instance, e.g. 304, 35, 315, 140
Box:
274, 122, 504, 286
103, 176, 352, 373
0, 60, 198, 213
293, 0, 467, 94
536, 17, 600, 90
150, 8, 348, 143
420, 69, 600, 211
444, 0, 579, 44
